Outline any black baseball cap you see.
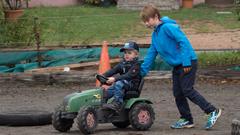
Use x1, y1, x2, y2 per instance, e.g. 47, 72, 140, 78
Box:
120, 41, 139, 52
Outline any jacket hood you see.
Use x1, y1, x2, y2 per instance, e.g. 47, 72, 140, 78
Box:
154, 16, 176, 32
160, 16, 177, 24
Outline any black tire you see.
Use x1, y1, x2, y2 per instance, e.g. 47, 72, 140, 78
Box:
0, 110, 52, 126
52, 106, 74, 132
77, 106, 98, 134
232, 119, 240, 135
129, 103, 155, 131
112, 121, 130, 128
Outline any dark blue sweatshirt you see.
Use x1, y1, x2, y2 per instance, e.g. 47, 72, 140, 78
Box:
103, 58, 141, 90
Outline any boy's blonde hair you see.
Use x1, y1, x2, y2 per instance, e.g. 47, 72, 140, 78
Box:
140, 4, 161, 22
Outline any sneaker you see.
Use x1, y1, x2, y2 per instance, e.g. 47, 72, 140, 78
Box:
204, 108, 222, 130
171, 118, 195, 129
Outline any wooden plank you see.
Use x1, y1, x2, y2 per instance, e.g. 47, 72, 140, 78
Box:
26, 58, 121, 73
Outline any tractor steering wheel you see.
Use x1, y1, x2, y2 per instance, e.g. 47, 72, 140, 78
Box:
95, 74, 109, 85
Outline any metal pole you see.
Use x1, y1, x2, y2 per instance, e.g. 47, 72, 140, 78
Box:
34, 17, 42, 68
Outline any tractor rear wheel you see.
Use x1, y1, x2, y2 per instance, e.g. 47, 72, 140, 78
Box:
52, 106, 74, 132
77, 106, 98, 134
112, 121, 130, 128
129, 103, 155, 131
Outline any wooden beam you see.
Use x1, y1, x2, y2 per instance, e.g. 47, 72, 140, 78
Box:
26, 58, 121, 73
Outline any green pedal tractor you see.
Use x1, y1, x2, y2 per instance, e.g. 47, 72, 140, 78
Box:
52, 74, 155, 134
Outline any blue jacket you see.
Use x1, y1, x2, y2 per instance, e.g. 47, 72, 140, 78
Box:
141, 16, 197, 77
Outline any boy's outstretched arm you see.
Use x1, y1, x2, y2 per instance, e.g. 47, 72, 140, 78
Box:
115, 63, 140, 81
102, 63, 121, 77
141, 41, 158, 77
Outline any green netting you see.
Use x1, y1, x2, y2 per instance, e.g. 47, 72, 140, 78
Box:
0, 51, 38, 65
229, 66, 240, 71
0, 66, 9, 71
0, 47, 172, 73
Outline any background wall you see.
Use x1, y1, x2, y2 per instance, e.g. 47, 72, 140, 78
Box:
117, 0, 180, 10
28, 0, 82, 7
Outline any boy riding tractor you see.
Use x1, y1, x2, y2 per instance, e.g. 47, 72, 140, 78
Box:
52, 74, 155, 134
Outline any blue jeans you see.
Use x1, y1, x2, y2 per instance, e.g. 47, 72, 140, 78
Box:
172, 60, 216, 123
107, 80, 129, 104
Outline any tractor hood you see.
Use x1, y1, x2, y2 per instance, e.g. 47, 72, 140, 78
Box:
62, 88, 103, 112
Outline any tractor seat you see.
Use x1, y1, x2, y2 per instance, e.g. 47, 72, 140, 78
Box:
124, 78, 144, 99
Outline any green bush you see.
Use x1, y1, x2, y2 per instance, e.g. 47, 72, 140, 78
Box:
83, 0, 116, 6
235, 0, 240, 20
0, 18, 35, 48
84, 0, 101, 5
0, 1, 3, 17
198, 51, 240, 68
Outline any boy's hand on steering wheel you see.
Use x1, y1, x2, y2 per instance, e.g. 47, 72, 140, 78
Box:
107, 77, 115, 84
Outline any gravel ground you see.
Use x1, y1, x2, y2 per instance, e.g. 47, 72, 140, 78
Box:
0, 77, 240, 135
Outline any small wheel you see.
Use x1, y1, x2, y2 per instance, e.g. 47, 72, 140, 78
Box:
77, 106, 98, 134
129, 103, 155, 131
52, 106, 74, 132
232, 119, 240, 135
112, 121, 130, 128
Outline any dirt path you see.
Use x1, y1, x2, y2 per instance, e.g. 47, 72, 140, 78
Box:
129, 29, 240, 50
188, 30, 240, 50
0, 78, 239, 135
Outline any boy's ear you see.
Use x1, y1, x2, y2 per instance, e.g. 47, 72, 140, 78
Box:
135, 51, 139, 56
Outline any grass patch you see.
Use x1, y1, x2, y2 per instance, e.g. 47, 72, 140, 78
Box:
198, 51, 240, 68
164, 4, 240, 32
0, 5, 239, 47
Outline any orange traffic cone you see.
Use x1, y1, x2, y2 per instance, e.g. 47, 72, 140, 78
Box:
96, 41, 111, 86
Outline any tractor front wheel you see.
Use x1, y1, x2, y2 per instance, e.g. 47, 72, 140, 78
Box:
52, 106, 74, 132
129, 103, 155, 131
77, 106, 98, 134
